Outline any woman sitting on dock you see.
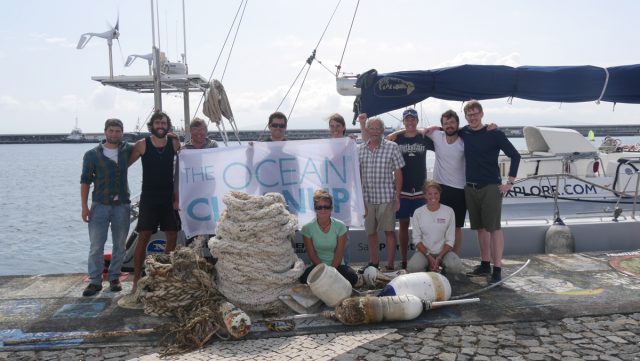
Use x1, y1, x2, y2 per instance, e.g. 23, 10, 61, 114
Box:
298, 189, 358, 286
408, 181, 463, 275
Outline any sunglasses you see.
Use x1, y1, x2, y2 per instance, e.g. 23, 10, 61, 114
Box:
270, 123, 286, 129
314, 205, 332, 210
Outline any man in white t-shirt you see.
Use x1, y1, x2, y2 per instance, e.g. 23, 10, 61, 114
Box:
425, 110, 467, 254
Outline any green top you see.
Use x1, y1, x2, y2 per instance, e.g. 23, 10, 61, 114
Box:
301, 217, 348, 265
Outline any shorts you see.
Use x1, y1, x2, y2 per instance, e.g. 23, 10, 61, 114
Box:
464, 184, 502, 231
136, 192, 179, 232
439, 184, 467, 228
364, 201, 396, 235
396, 195, 425, 219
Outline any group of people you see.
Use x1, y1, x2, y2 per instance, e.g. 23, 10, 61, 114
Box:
80, 112, 215, 297
79, 99, 520, 298
353, 100, 520, 283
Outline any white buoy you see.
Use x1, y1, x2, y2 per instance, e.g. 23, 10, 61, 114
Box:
307, 264, 352, 307
378, 272, 451, 302
545, 218, 575, 254
332, 295, 424, 325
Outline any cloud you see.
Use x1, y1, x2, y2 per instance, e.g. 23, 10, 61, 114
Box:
29, 32, 76, 49
0, 95, 19, 107
438, 51, 522, 68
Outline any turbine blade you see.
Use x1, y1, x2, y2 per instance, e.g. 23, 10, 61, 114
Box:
125, 55, 135, 67
116, 39, 125, 66
76, 34, 90, 49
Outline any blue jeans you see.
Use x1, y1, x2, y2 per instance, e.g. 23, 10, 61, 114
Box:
88, 203, 131, 285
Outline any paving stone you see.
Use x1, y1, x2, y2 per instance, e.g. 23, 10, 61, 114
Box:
524, 354, 547, 361
516, 338, 540, 347
437, 353, 456, 361
403, 344, 421, 353
496, 348, 521, 357
600, 356, 623, 361
606, 335, 629, 343
417, 346, 439, 356
460, 347, 476, 356
488, 357, 508, 361
385, 333, 404, 341
476, 348, 496, 356
562, 332, 582, 339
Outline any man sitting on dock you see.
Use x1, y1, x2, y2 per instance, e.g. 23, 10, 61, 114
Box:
460, 100, 520, 284
80, 118, 132, 297
128, 111, 182, 294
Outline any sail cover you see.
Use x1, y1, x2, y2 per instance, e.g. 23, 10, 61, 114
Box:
354, 64, 640, 116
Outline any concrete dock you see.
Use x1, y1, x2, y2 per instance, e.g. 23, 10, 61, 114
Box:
1, 251, 639, 360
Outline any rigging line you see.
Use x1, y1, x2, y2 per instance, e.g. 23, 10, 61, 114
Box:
192, 0, 246, 118
336, 0, 360, 77
221, 0, 249, 81
275, 61, 309, 112
287, 61, 314, 121
314, 0, 342, 50
314, 57, 338, 76
275, 1, 341, 113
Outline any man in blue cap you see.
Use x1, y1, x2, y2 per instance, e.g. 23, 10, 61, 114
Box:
387, 109, 434, 269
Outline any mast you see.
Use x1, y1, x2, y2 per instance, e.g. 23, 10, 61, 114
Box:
151, 0, 162, 111
182, 0, 190, 141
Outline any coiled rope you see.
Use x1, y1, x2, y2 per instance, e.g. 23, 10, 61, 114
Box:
135, 248, 250, 356
209, 192, 305, 312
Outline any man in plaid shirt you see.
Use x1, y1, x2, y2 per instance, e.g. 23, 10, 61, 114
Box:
358, 115, 405, 270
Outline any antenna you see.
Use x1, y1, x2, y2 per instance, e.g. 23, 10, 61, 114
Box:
77, 14, 120, 78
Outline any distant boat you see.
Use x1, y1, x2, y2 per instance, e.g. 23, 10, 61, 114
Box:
587, 129, 595, 141
65, 117, 87, 142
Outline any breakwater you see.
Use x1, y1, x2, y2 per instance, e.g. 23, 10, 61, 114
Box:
1, 125, 638, 144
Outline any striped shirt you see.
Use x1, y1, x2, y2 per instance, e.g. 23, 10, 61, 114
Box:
358, 139, 405, 204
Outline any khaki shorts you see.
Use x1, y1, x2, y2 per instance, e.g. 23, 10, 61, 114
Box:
364, 201, 396, 235
464, 184, 502, 231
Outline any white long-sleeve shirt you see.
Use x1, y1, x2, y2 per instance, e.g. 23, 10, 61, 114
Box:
410, 204, 456, 254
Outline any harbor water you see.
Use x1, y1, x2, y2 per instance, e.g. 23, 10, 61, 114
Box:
1, 136, 638, 276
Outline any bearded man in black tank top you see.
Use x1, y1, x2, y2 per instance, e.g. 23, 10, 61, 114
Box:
128, 111, 181, 293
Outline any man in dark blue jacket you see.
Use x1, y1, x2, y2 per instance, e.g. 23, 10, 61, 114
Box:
459, 100, 520, 284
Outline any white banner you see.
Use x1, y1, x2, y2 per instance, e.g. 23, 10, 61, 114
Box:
178, 138, 365, 238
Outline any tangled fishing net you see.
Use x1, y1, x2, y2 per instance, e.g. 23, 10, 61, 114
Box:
209, 191, 305, 312
136, 248, 250, 356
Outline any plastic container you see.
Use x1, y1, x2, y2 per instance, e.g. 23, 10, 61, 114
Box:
378, 272, 451, 302
307, 264, 352, 307
331, 295, 424, 325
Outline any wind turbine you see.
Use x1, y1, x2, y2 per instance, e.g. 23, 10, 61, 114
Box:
125, 53, 154, 75
77, 17, 120, 78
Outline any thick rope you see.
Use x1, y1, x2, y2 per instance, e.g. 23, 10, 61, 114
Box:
135, 247, 251, 356
209, 192, 305, 312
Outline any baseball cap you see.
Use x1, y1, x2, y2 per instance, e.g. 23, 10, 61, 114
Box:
402, 109, 418, 120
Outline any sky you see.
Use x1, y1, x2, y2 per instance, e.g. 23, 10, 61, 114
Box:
1, 0, 639, 135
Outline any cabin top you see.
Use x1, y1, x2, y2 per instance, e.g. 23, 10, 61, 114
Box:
523, 126, 598, 154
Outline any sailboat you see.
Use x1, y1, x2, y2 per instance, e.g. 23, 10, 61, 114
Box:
65, 117, 86, 142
